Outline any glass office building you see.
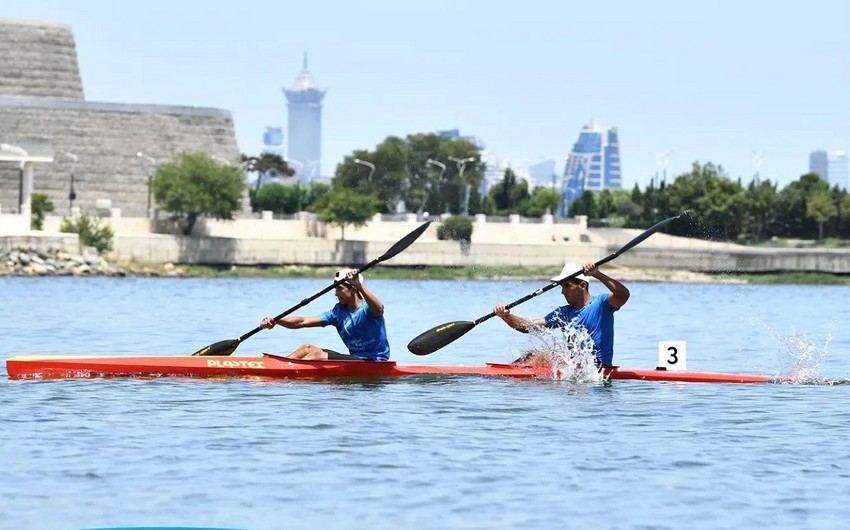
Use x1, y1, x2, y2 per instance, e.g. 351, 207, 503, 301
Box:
561, 121, 622, 216
809, 150, 849, 189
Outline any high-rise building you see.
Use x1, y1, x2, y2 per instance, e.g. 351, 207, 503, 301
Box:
437, 128, 484, 148
528, 160, 556, 190
262, 126, 283, 156
561, 121, 622, 216
809, 150, 849, 189
283, 54, 325, 182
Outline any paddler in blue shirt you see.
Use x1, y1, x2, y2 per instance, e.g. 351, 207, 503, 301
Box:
493, 262, 630, 367
260, 268, 391, 361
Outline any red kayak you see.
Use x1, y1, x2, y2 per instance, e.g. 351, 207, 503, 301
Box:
6, 354, 782, 384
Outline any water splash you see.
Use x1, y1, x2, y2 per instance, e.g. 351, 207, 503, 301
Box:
520, 325, 605, 384
779, 331, 831, 384
755, 319, 832, 384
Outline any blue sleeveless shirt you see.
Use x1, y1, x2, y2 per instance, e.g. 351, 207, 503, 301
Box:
543, 293, 617, 366
319, 301, 390, 361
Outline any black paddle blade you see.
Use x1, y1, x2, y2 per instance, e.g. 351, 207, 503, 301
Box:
407, 320, 476, 356
192, 339, 239, 357
378, 221, 431, 263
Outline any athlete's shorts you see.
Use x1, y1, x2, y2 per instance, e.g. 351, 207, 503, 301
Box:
322, 348, 371, 361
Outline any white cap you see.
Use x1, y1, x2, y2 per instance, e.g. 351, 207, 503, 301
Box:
334, 268, 363, 285
550, 262, 589, 283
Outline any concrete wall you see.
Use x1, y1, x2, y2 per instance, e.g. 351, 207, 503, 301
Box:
0, 18, 84, 100
616, 246, 850, 274
101, 234, 850, 272
0, 232, 78, 252
5, 223, 850, 273
0, 98, 243, 218
0, 211, 29, 235
106, 234, 606, 267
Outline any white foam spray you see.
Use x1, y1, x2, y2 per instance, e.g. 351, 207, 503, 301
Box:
521, 325, 606, 384
755, 319, 832, 384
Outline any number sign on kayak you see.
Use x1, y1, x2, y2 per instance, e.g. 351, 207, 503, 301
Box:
658, 341, 687, 371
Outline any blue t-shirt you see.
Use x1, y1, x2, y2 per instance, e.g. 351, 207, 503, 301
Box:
318, 301, 390, 361
543, 293, 617, 366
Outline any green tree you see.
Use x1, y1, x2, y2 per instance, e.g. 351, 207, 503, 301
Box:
316, 188, 378, 240
568, 190, 597, 218
335, 133, 483, 216
487, 168, 529, 214
839, 193, 850, 238
334, 137, 410, 213
242, 152, 294, 196
663, 162, 744, 239
304, 182, 331, 212
806, 190, 837, 240
624, 184, 645, 227
30, 193, 54, 230
525, 186, 561, 217
152, 152, 247, 235
596, 189, 616, 219
253, 183, 301, 214
740, 179, 779, 242
775, 173, 830, 238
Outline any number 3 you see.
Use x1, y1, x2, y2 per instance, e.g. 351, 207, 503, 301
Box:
667, 346, 678, 365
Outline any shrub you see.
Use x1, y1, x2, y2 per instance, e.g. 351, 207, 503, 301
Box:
60, 214, 115, 255
437, 215, 473, 242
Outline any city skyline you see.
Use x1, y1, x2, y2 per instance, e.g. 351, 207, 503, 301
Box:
3, 0, 850, 189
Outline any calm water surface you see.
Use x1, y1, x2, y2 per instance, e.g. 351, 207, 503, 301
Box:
2, 276, 850, 529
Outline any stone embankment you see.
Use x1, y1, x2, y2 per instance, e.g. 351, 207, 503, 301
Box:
0, 246, 125, 276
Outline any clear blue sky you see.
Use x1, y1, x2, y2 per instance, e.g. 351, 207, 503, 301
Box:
5, 0, 850, 188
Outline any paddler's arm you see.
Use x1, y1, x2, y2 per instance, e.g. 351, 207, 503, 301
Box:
584, 263, 630, 309
261, 316, 324, 329
493, 304, 545, 333
347, 272, 384, 317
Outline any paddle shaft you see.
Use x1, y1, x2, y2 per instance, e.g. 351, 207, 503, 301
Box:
473, 253, 622, 326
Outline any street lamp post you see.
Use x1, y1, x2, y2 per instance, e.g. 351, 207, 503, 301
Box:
353, 158, 376, 182
449, 156, 475, 215
60, 152, 79, 213
426, 158, 447, 214
136, 151, 156, 218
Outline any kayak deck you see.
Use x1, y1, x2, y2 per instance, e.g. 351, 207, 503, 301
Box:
6, 354, 781, 384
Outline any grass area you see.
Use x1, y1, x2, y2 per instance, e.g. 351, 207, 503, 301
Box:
721, 272, 850, 285
747, 237, 850, 248
114, 260, 850, 285
116, 261, 563, 281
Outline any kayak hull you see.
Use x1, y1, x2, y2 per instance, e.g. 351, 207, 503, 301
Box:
6, 354, 779, 384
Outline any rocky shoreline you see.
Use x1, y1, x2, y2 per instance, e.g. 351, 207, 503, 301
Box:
0, 246, 126, 276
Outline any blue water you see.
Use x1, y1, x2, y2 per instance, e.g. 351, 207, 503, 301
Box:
2, 276, 850, 529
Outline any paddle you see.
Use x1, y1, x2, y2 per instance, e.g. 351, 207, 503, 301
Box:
407, 213, 686, 356
192, 221, 431, 356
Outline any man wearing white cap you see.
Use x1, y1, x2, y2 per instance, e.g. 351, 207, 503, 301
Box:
260, 268, 390, 361
493, 262, 630, 367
